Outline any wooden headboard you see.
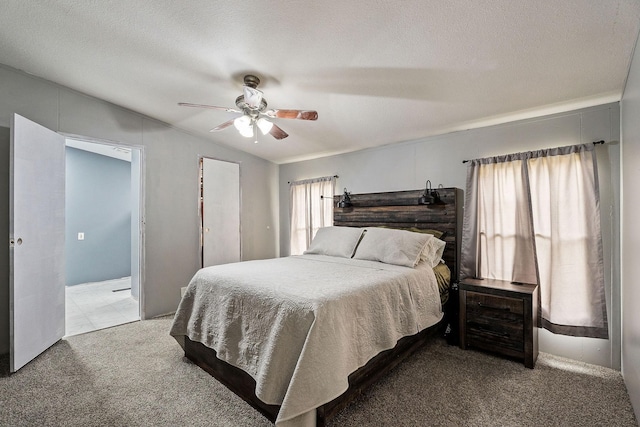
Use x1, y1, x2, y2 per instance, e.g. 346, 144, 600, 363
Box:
333, 187, 463, 281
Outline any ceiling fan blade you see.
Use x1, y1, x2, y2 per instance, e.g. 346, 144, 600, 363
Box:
269, 124, 289, 140
209, 118, 237, 132
178, 102, 241, 114
266, 109, 318, 121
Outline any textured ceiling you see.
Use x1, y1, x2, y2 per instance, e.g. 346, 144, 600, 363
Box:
1, 1, 639, 164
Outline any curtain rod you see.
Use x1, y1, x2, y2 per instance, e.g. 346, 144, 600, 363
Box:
288, 174, 338, 184
461, 140, 606, 164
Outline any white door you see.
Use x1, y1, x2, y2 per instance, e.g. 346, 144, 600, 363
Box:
201, 158, 240, 267
9, 114, 65, 372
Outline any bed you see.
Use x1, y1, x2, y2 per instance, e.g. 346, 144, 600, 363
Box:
170, 188, 463, 427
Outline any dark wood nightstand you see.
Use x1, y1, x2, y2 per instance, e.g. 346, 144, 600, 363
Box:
459, 278, 539, 368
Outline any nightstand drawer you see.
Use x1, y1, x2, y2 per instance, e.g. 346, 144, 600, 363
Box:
467, 323, 524, 351
466, 291, 525, 352
467, 291, 524, 316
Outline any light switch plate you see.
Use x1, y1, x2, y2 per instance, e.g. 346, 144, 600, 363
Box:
77, 232, 84, 240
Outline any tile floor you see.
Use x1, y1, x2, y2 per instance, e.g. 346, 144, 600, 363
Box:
65, 277, 139, 337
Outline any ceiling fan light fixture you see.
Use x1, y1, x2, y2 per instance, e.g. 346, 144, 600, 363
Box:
257, 118, 273, 135
234, 115, 254, 137
233, 115, 250, 130
243, 86, 264, 110
179, 74, 318, 142
238, 126, 254, 138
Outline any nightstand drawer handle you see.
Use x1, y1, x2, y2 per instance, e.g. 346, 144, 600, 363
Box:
477, 326, 510, 338
477, 302, 510, 311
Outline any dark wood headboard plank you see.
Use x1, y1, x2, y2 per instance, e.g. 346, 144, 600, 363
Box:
333, 188, 463, 281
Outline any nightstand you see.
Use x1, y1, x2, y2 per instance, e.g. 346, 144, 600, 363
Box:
459, 278, 539, 368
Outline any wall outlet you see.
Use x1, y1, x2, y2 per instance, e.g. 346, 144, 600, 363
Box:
77, 232, 85, 240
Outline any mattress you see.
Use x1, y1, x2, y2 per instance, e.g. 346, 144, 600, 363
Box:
170, 254, 443, 427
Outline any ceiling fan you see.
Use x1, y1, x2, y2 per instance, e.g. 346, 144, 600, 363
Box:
179, 74, 318, 143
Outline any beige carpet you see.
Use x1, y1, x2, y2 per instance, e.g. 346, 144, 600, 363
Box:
0, 316, 637, 426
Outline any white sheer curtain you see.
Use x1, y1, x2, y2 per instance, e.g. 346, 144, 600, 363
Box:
476, 159, 538, 285
289, 176, 335, 255
461, 144, 608, 338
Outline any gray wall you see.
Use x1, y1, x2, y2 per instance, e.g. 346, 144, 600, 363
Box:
280, 103, 621, 369
0, 63, 279, 334
621, 31, 640, 420
65, 146, 131, 286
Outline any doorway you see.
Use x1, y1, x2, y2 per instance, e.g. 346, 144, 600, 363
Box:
64, 137, 143, 336
7, 114, 146, 372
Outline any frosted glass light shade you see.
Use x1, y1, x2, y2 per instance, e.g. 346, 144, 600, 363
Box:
239, 127, 254, 138
257, 118, 273, 135
234, 115, 254, 137
244, 86, 263, 109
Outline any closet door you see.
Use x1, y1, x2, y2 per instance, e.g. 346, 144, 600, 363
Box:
10, 114, 65, 372
201, 158, 240, 267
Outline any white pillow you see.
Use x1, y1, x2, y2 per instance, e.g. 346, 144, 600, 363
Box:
420, 236, 446, 268
304, 226, 364, 258
353, 227, 430, 267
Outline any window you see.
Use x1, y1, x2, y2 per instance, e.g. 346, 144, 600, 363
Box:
289, 176, 335, 255
461, 144, 608, 338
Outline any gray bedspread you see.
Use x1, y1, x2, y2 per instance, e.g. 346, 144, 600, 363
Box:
170, 254, 443, 426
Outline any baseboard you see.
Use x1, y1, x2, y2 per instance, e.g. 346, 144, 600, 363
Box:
152, 312, 175, 319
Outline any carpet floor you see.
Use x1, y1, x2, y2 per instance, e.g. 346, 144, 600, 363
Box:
0, 316, 637, 426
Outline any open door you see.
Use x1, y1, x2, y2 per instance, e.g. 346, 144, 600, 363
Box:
9, 114, 65, 372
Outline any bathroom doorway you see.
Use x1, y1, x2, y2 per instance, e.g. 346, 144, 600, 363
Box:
64, 137, 143, 336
